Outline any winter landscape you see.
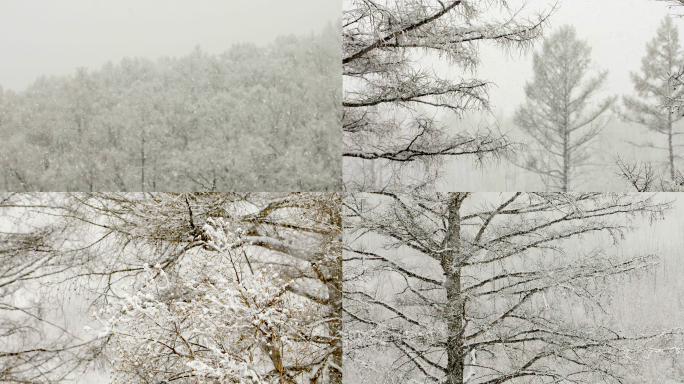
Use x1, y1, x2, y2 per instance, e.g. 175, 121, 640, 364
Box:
343, 0, 684, 192
0, 192, 341, 383
0, 1, 341, 192
5, 0, 684, 383
344, 192, 684, 384
5, 191, 684, 384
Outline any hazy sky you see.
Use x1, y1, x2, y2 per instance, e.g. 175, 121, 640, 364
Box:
0, 0, 339, 92
474, 0, 684, 117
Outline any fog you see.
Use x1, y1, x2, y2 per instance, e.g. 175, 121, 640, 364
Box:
0, 0, 340, 92
343, 0, 684, 191
477, 0, 680, 118
0, 1, 342, 192
436, 0, 684, 191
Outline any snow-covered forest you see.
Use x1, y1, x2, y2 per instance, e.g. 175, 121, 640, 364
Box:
0, 193, 341, 383
4, 192, 684, 384
343, 192, 684, 384
342, 0, 684, 192
6, 0, 684, 383
0, 23, 341, 192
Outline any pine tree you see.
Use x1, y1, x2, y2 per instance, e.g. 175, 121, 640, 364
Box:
513, 25, 616, 191
623, 16, 684, 181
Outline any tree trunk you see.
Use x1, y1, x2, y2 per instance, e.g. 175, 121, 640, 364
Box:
443, 194, 466, 384
669, 109, 675, 181
562, 92, 570, 192
328, 257, 343, 384
328, 210, 343, 384
563, 127, 569, 192
141, 128, 146, 192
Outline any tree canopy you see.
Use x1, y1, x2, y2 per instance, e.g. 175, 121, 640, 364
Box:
0, 23, 341, 192
343, 192, 679, 384
0, 192, 342, 383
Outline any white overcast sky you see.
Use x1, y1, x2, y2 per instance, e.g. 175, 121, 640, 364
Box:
473, 0, 684, 117
0, 0, 340, 92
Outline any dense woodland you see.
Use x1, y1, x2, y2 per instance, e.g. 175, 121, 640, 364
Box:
0, 23, 341, 192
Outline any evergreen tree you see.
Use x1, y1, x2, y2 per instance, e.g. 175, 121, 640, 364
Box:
513, 25, 616, 191
623, 16, 684, 181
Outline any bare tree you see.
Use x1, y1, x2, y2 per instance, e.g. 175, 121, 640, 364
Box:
659, 0, 684, 11
73, 192, 342, 383
512, 25, 616, 191
344, 192, 676, 384
0, 192, 341, 383
653, 2, 684, 117
0, 193, 109, 384
343, 0, 552, 191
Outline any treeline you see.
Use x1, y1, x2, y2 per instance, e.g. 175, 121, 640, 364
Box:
0, 22, 341, 191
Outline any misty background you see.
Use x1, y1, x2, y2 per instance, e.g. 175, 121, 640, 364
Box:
439, 0, 684, 191
0, 0, 340, 92
0, 0, 341, 192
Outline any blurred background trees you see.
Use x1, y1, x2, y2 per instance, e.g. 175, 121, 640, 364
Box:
512, 26, 615, 191
0, 23, 341, 192
620, 16, 684, 187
